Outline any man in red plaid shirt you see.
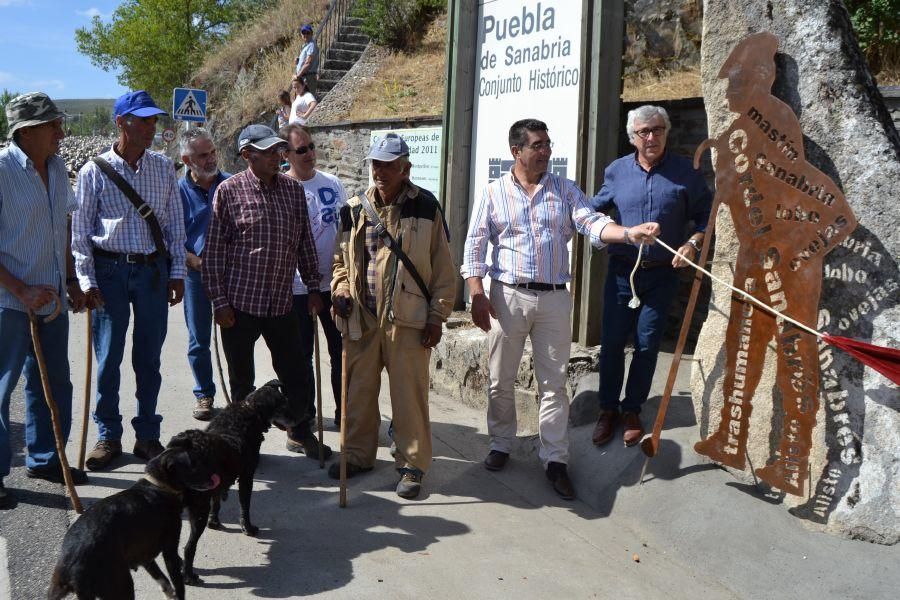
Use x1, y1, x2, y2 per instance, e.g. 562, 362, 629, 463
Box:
202, 124, 330, 457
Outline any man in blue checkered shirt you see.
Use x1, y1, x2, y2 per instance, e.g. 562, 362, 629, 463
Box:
72, 90, 186, 472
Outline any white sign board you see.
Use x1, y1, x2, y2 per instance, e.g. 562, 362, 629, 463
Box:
369, 127, 443, 203
470, 0, 583, 197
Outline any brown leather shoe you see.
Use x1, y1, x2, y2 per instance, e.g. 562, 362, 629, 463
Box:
592, 410, 618, 446
546, 462, 575, 500
483, 450, 509, 471
622, 412, 645, 447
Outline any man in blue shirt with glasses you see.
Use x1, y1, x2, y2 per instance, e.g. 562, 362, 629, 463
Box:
590, 105, 712, 448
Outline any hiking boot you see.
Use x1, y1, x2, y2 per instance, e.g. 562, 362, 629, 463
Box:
133, 439, 165, 461
484, 450, 510, 471
327, 461, 373, 480
192, 396, 214, 421
26, 463, 88, 485
622, 412, 645, 447
0, 478, 11, 509
85, 439, 123, 471
396, 469, 423, 499
286, 432, 333, 460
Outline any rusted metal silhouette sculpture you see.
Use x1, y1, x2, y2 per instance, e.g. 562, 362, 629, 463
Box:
693, 32, 858, 496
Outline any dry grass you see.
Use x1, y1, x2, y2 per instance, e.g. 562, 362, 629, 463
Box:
343, 16, 447, 121
622, 67, 702, 102
193, 0, 325, 135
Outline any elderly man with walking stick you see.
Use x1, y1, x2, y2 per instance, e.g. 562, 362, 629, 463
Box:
0, 92, 88, 509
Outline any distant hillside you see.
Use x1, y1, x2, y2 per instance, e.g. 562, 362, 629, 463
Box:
56, 98, 116, 116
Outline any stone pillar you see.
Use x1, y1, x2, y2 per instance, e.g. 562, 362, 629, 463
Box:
692, 0, 899, 544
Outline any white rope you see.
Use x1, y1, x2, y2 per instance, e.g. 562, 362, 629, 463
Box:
652, 237, 824, 339
627, 241, 645, 309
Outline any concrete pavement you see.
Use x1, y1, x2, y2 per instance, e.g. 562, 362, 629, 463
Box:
1, 307, 897, 598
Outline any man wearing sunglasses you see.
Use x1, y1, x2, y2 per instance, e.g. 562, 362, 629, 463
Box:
202, 124, 326, 454
279, 123, 346, 450
589, 105, 712, 448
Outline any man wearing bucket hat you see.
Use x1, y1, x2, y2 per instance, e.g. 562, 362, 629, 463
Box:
71, 90, 186, 471
202, 124, 330, 457
330, 132, 456, 499
294, 24, 319, 96
0, 92, 88, 507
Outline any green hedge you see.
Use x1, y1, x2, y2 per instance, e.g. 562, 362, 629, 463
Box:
353, 0, 445, 51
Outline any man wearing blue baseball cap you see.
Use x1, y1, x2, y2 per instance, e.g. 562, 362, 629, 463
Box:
330, 132, 456, 499
294, 24, 319, 96
71, 90, 187, 471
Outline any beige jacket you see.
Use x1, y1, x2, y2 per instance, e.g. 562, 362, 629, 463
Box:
332, 182, 456, 332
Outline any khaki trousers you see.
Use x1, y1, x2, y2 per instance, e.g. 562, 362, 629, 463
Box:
487, 282, 573, 466
343, 309, 432, 473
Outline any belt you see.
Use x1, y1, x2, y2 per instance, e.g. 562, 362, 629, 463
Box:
612, 256, 670, 270
94, 248, 161, 264
512, 282, 567, 291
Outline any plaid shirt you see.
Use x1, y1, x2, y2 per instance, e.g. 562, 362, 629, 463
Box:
202, 169, 320, 317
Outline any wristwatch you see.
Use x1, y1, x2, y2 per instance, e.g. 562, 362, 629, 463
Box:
687, 238, 701, 253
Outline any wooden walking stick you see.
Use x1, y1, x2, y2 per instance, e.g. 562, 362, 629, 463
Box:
339, 340, 348, 507
639, 143, 720, 481
77, 309, 92, 471
29, 294, 83, 513
213, 320, 231, 404
314, 314, 325, 469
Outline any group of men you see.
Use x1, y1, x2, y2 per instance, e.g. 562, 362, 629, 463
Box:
0, 82, 709, 507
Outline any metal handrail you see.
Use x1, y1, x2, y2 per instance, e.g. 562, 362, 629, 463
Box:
313, 0, 355, 73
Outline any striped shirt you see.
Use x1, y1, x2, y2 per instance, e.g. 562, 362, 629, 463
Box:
202, 169, 320, 317
71, 145, 187, 289
0, 143, 76, 315
460, 171, 613, 284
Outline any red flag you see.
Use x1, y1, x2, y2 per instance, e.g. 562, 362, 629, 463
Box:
823, 334, 900, 386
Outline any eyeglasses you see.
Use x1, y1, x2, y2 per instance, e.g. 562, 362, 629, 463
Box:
290, 143, 315, 155
635, 126, 667, 139
523, 141, 553, 151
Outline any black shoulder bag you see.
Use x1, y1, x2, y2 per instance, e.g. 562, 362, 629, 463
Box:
91, 157, 170, 259
358, 194, 431, 304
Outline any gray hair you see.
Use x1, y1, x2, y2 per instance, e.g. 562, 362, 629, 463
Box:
625, 105, 671, 144
180, 127, 213, 157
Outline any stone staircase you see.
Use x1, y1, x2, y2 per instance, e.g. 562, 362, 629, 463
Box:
317, 16, 370, 98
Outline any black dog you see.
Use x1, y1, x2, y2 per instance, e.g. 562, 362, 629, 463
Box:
48, 445, 221, 599
176, 379, 300, 585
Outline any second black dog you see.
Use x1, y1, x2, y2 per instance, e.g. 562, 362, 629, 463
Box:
175, 379, 301, 585
48, 444, 221, 599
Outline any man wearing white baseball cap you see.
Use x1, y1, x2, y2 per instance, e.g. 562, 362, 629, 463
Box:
330, 132, 456, 499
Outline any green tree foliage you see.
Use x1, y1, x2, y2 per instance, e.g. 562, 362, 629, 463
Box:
67, 106, 115, 137
353, 0, 446, 51
75, 0, 274, 103
0, 89, 21, 140
846, 0, 900, 73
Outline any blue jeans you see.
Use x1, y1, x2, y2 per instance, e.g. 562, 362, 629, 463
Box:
92, 254, 169, 442
183, 268, 215, 400
0, 308, 72, 476
599, 259, 679, 414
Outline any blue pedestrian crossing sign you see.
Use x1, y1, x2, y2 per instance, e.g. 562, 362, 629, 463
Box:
172, 88, 207, 122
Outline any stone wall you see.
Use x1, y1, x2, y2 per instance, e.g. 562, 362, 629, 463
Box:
307, 116, 443, 195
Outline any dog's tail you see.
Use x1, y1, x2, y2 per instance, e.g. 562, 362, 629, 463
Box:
47, 565, 74, 600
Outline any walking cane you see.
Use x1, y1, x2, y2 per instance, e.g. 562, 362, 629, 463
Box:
77, 310, 92, 471
339, 340, 348, 507
313, 314, 325, 468
213, 320, 231, 404
639, 145, 721, 482
29, 294, 83, 514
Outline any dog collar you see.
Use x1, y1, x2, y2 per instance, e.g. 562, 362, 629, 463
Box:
142, 474, 183, 497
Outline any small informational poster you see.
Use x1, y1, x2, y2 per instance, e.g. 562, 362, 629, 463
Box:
369, 127, 443, 203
